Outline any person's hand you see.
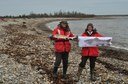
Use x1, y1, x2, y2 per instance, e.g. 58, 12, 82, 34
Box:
48, 35, 53, 40
69, 35, 78, 41
75, 35, 78, 39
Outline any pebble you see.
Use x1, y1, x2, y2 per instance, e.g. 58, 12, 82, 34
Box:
0, 18, 127, 84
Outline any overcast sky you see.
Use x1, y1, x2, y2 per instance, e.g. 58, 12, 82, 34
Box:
0, 0, 128, 16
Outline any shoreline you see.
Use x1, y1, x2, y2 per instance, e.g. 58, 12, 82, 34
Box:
0, 18, 127, 83
38, 18, 128, 65
38, 18, 128, 80
41, 19, 128, 60
40, 18, 128, 52
45, 18, 128, 51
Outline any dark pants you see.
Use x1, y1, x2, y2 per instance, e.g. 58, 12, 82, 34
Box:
53, 52, 69, 75
79, 56, 97, 71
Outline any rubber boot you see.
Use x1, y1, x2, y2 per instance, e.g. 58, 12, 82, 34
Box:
61, 66, 68, 81
75, 67, 83, 81
61, 74, 67, 81
53, 67, 58, 79
90, 69, 96, 81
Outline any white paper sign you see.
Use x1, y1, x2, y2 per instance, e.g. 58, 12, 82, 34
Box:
78, 36, 112, 47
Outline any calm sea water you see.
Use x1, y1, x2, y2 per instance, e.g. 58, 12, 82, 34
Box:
46, 16, 128, 50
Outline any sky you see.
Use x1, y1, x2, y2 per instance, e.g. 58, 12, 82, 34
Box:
0, 0, 128, 16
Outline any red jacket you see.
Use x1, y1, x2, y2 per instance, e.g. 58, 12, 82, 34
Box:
81, 32, 102, 57
52, 26, 74, 52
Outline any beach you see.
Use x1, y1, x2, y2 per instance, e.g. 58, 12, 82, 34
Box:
0, 18, 127, 84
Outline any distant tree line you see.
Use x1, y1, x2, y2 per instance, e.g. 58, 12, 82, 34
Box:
0, 11, 95, 18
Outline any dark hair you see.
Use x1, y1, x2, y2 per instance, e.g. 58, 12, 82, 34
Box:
60, 21, 68, 24
58, 21, 70, 31
85, 23, 97, 34
85, 23, 93, 31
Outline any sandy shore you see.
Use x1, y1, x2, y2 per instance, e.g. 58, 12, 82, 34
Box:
0, 18, 127, 84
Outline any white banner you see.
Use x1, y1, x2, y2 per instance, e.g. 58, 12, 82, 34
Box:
78, 36, 112, 47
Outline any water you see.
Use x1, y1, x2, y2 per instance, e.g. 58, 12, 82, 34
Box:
46, 16, 128, 50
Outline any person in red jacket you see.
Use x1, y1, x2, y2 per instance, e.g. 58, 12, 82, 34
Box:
76, 23, 103, 81
52, 21, 75, 80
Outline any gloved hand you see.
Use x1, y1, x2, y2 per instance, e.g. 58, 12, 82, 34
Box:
68, 35, 78, 40
48, 35, 53, 40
